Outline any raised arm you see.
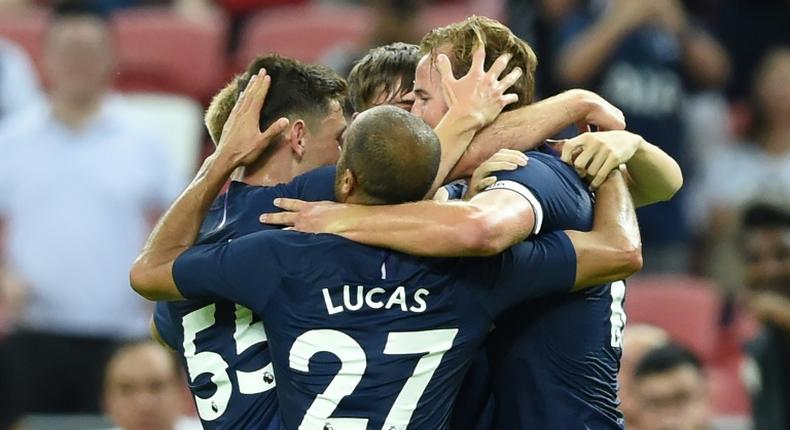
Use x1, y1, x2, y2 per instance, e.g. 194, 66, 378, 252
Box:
426, 47, 523, 196
558, 130, 683, 206
566, 170, 642, 289
447, 89, 626, 180
130, 70, 287, 301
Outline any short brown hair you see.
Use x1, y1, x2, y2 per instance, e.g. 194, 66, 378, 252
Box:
420, 16, 538, 108
206, 54, 348, 143
205, 77, 240, 144
347, 42, 421, 112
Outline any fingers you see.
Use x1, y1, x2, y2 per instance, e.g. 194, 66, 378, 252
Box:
259, 117, 290, 142
488, 53, 512, 78
471, 44, 486, 74
259, 211, 296, 226
476, 176, 497, 190
590, 157, 621, 189
498, 66, 522, 90
501, 93, 519, 107
436, 54, 456, 83
488, 149, 528, 166
561, 136, 584, 164
273, 198, 307, 211
585, 149, 609, 178
481, 160, 522, 174
437, 54, 458, 107
247, 69, 271, 116
573, 146, 596, 175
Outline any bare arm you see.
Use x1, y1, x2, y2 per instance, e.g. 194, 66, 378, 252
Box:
130, 70, 287, 301
559, 131, 683, 206
264, 171, 642, 288
448, 89, 625, 180
622, 140, 683, 206
567, 171, 642, 290
263, 189, 536, 257
130, 154, 236, 301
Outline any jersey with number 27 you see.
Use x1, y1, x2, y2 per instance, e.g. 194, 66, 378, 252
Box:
173, 225, 578, 430
153, 167, 335, 429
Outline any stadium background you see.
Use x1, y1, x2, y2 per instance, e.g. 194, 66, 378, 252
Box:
0, 0, 787, 429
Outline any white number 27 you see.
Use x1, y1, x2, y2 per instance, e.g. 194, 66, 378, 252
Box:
290, 328, 458, 430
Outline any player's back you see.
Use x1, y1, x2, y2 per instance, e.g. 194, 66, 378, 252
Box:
262, 232, 493, 430
154, 167, 335, 429
489, 150, 625, 429
173, 224, 578, 430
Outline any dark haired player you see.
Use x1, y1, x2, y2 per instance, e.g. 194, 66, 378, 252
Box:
130, 70, 642, 427
150, 55, 348, 428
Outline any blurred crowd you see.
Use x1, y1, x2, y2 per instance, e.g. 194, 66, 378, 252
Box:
0, 0, 787, 429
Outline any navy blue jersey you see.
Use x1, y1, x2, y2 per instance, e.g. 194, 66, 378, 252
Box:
153, 166, 336, 429
482, 150, 626, 429
172, 228, 577, 430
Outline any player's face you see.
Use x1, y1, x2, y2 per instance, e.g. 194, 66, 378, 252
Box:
636, 366, 709, 430
104, 345, 182, 430
744, 228, 790, 296
301, 99, 348, 170
411, 54, 449, 128
369, 77, 416, 112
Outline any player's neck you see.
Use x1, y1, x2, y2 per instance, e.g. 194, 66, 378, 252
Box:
240, 148, 297, 187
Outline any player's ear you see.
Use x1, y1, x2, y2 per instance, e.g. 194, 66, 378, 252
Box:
288, 119, 307, 158
337, 168, 355, 201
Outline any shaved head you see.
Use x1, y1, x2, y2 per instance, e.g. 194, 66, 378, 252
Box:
336, 105, 440, 204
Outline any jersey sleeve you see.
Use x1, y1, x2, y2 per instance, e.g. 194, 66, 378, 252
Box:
472, 231, 577, 318
172, 231, 282, 312
481, 153, 585, 235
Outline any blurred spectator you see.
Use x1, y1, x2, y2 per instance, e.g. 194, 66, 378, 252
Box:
634, 343, 712, 430
739, 204, 790, 430
0, 4, 182, 417
690, 47, 790, 290
103, 341, 199, 430
620, 324, 670, 429
1, 0, 217, 17
0, 38, 42, 124
716, 0, 789, 106
506, 0, 578, 99
324, 0, 423, 77
553, 0, 731, 273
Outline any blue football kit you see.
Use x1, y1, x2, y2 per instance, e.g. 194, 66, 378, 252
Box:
172, 225, 578, 429
481, 149, 626, 429
153, 167, 335, 429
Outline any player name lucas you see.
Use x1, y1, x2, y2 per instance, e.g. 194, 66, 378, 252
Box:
322, 285, 430, 315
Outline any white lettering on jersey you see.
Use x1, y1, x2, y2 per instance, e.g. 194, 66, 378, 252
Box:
322, 285, 431, 315
323, 288, 344, 315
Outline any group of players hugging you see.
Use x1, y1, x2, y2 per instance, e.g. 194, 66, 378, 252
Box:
129, 15, 683, 430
